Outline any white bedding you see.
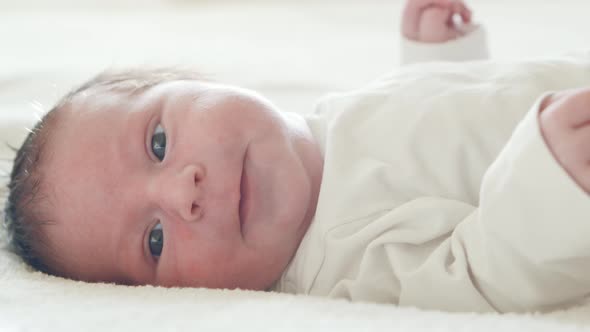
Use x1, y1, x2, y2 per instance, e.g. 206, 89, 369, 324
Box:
2, 0, 590, 330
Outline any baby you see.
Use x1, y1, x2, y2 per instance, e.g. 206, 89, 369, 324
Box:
5, 0, 590, 314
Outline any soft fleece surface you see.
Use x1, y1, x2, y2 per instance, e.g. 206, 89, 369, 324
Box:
1, 248, 590, 332
2, 0, 590, 331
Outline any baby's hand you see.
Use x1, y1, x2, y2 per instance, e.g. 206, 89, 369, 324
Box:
401, 0, 474, 43
540, 88, 590, 194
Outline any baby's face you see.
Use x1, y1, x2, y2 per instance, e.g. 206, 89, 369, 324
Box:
43, 80, 323, 290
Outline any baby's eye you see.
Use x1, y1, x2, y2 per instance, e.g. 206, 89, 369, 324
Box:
148, 222, 164, 258
151, 123, 166, 162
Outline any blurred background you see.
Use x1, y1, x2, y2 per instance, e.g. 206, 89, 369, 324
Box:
0, 0, 589, 154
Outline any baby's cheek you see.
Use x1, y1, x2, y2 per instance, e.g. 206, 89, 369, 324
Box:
152, 227, 190, 287
158, 227, 217, 287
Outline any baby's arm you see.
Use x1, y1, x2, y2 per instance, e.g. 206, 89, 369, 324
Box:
401, 90, 590, 313
400, 0, 489, 64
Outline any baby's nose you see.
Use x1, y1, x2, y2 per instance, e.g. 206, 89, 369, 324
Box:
153, 164, 205, 222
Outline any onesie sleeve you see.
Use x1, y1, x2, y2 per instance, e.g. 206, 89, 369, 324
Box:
400, 95, 590, 313
400, 25, 489, 64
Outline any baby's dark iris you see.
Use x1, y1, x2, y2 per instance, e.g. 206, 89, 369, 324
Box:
151, 124, 166, 161
149, 223, 163, 257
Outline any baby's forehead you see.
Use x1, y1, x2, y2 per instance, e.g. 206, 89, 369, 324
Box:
65, 79, 201, 117
65, 87, 143, 116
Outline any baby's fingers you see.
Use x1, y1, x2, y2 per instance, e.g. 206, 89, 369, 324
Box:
408, 0, 454, 10
402, 0, 474, 42
402, 0, 454, 40
452, 1, 472, 24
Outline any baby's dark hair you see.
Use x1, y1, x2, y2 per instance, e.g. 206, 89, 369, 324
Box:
3, 68, 205, 276
4, 109, 60, 274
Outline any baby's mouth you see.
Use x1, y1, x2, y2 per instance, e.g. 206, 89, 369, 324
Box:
238, 145, 249, 236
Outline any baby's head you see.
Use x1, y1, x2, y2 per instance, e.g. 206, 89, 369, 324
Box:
4, 69, 323, 290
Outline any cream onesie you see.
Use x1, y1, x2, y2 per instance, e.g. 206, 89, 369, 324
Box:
272, 27, 590, 313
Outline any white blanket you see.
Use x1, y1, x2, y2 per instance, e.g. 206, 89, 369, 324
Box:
2, 1, 590, 331
1, 245, 590, 331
